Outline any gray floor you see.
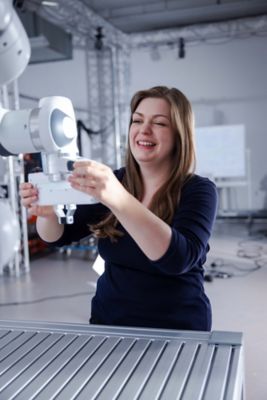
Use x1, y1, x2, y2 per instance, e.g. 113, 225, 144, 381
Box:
0, 219, 267, 400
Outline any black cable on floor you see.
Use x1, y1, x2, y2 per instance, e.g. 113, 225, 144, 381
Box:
205, 235, 267, 281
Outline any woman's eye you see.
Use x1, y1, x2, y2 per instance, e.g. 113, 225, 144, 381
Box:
154, 122, 166, 126
132, 120, 142, 124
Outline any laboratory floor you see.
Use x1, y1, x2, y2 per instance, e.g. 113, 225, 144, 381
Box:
0, 218, 267, 400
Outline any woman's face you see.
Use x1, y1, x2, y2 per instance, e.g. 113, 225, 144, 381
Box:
129, 97, 176, 169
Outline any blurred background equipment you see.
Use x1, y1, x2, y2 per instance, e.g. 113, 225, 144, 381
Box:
0, 0, 32, 276
0, 200, 20, 273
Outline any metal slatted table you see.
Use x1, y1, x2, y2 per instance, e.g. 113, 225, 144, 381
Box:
0, 320, 244, 400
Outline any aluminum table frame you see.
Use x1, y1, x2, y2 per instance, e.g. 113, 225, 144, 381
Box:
0, 320, 244, 400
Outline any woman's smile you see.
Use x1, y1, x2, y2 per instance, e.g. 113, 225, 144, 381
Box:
136, 140, 156, 149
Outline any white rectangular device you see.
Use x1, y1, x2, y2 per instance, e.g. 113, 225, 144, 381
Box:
29, 172, 96, 206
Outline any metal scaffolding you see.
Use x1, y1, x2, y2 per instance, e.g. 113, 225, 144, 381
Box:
38, 0, 131, 168
130, 15, 267, 48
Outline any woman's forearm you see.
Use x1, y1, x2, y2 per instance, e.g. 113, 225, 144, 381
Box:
110, 191, 172, 261
36, 214, 64, 242
67, 160, 172, 259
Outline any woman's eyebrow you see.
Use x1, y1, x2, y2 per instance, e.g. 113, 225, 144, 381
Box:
133, 111, 169, 119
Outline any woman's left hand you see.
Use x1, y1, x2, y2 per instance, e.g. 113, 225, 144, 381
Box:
68, 160, 128, 210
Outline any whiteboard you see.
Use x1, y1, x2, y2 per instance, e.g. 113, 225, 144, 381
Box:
195, 124, 246, 179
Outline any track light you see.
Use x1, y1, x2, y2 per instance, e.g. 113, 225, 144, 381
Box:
13, 0, 25, 10
13, 0, 59, 9
95, 27, 104, 51
178, 37, 185, 59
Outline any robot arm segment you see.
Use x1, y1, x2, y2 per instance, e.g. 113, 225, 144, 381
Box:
0, 0, 31, 86
0, 96, 96, 224
0, 97, 77, 157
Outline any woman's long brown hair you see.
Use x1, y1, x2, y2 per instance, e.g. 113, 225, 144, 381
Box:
90, 86, 196, 241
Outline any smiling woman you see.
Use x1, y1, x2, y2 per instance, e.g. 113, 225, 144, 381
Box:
19, 86, 218, 332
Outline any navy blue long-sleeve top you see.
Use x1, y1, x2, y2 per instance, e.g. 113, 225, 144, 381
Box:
49, 168, 218, 331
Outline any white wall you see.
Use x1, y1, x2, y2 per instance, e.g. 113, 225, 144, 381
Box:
129, 35, 267, 210
19, 49, 88, 119
18, 35, 267, 210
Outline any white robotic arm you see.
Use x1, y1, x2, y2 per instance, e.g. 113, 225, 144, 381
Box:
0, 0, 31, 86
0, 1, 96, 271
0, 2, 96, 225
0, 96, 97, 223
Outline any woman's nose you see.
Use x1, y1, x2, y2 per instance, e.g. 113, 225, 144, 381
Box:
140, 121, 152, 135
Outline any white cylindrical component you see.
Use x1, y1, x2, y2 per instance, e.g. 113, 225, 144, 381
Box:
111, 47, 122, 168
0, 109, 37, 154
0, 200, 20, 270
38, 97, 78, 154
0, 96, 78, 156
0, 3, 31, 86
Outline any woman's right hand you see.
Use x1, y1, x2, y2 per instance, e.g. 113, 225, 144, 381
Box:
19, 182, 55, 218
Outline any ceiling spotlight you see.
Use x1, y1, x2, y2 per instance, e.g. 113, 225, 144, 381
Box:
13, 0, 58, 11
41, 1, 58, 5
13, 0, 25, 10
95, 27, 104, 51
178, 37, 185, 59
